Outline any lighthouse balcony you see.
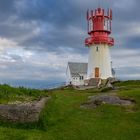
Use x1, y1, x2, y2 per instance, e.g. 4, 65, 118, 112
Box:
85, 36, 114, 46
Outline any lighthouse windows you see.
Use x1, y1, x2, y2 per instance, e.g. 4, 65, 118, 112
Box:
89, 19, 93, 32
104, 18, 108, 31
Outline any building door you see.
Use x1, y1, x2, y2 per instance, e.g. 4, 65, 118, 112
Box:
95, 67, 99, 78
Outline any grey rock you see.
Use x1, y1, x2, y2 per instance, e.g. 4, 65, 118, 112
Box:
0, 97, 50, 123
81, 95, 134, 108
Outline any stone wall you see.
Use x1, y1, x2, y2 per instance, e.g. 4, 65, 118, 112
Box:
0, 97, 50, 123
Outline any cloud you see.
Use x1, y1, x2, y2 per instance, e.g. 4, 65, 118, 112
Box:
0, 38, 18, 52
113, 0, 135, 10
0, 39, 87, 82
0, 0, 139, 88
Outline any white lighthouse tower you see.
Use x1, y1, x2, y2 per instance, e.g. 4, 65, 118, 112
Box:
85, 8, 114, 82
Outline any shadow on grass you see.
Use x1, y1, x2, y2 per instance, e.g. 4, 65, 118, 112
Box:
0, 118, 48, 131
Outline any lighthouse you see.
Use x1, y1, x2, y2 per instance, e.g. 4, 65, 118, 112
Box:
85, 7, 114, 81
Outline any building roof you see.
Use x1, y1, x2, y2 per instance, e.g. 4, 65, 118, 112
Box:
68, 62, 88, 77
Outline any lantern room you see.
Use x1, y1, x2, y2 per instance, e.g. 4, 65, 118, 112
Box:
85, 8, 114, 46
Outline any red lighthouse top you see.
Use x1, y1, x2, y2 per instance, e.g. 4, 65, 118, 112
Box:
85, 8, 114, 47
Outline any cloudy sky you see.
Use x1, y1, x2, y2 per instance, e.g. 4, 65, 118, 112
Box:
0, 0, 140, 88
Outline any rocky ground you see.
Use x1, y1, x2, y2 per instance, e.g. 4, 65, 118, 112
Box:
81, 94, 135, 109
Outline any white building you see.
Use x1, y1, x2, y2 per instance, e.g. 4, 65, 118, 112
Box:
66, 62, 115, 86
66, 62, 87, 86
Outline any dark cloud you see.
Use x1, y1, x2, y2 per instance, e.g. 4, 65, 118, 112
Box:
0, 0, 16, 18
0, 0, 139, 52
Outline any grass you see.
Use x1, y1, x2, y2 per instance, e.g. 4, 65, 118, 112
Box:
0, 84, 48, 104
0, 81, 140, 139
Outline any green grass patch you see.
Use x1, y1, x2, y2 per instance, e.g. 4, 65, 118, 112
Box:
0, 84, 48, 104
0, 81, 140, 139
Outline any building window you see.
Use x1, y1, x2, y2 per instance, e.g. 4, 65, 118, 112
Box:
96, 46, 99, 52
80, 76, 84, 80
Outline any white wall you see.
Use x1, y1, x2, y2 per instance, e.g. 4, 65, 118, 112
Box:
66, 65, 87, 86
71, 74, 86, 86
66, 66, 72, 85
71, 76, 80, 86
87, 44, 112, 79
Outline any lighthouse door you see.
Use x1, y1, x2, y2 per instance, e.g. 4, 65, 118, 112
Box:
95, 67, 99, 78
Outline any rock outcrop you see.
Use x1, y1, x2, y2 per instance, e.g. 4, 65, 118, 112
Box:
81, 95, 135, 109
0, 97, 50, 123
